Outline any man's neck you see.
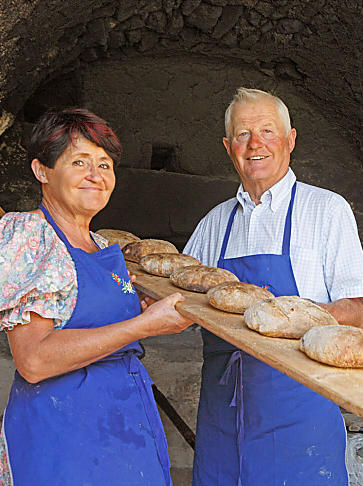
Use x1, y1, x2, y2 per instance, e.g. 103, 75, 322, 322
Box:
241, 171, 289, 205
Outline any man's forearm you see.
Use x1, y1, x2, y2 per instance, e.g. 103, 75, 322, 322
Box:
319, 297, 363, 328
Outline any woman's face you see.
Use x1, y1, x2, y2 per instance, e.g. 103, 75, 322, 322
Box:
41, 135, 116, 217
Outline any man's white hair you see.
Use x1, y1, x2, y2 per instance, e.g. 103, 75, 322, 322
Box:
225, 88, 292, 140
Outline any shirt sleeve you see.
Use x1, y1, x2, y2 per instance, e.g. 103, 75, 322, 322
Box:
322, 196, 363, 301
91, 231, 108, 249
183, 218, 206, 262
0, 212, 77, 330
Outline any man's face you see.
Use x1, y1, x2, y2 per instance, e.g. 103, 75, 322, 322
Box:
223, 100, 296, 192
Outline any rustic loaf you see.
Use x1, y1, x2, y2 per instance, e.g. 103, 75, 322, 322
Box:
244, 296, 338, 338
139, 253, 201, 277
0, 206, 5, 218
207, 281, 274, 314
300, 325, 363, 368
123, 239, 179, 263
170, 265, 239, 293
96, 229, 140, 249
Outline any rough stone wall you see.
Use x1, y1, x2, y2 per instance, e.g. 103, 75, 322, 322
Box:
1, 54, 362, 243
0, 0, 362, 237
0, 0, 361, 136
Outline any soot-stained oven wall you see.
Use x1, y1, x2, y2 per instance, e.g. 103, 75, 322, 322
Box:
1, 54, 362, 245
82, 55, 361, 245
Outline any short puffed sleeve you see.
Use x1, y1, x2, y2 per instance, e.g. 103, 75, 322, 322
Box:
0, 212, 78, 330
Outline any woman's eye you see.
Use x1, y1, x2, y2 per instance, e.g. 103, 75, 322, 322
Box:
99, 162, 111, 169
72, 159, 85, 167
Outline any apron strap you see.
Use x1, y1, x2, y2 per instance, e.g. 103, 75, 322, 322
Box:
219, 202, 239, 265
125, 353, 171, 486
219, 182, 297, 263
38, 203, 73, 251
220, 350, 244, 486
281, 182, 297, 256
38, 204, 101, 251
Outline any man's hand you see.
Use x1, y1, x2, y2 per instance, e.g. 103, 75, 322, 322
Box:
318, 297, 363, 328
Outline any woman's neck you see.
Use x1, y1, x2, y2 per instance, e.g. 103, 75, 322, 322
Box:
38, 199, 99, 252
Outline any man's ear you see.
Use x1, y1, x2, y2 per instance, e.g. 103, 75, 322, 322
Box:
288, 128, 297, 153
31, 159, 49, 183
223, 137, 231, 157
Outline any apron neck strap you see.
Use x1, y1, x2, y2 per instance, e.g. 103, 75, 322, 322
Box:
38, 203, 73, 251
219, 182, 297, 261
281, 182, 297, 255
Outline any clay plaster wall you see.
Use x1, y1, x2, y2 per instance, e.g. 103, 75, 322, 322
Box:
2, 54, 360, 244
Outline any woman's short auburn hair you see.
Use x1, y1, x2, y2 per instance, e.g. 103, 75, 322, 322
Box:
28, 108, 122, 168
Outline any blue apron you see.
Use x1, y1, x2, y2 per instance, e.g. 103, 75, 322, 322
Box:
192, 183, 348, 486
3, 204, 172, 486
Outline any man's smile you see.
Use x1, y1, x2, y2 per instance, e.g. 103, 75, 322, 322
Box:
247, 155, 269, 161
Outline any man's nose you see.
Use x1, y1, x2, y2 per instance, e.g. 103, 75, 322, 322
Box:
248, 131, 263, 149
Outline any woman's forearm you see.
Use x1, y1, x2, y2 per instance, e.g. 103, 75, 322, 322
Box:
8, 293, 192, 383
10, 314, 148, 383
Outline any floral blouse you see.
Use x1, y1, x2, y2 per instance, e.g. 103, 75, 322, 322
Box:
0, 212, 109, 484
0, 212, 108, 331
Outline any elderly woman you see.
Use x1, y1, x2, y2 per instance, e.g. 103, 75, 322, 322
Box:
0, 108, 192, 485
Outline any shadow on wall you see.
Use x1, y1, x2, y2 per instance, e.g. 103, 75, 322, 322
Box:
1, 56, 362, 241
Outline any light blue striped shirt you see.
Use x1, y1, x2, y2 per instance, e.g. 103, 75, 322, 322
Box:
184, 169, 363, 304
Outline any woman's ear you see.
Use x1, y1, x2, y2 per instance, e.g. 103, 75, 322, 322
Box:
31, 159, 48, 183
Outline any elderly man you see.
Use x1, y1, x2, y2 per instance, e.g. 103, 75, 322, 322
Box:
184, 88, 363, 486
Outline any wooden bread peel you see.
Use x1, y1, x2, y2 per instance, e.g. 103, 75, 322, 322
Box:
127, 261, 363, 418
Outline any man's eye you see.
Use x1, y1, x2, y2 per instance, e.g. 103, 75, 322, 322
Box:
236, 132, 249, 140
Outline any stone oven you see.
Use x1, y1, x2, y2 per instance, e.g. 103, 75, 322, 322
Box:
0, 0, 361, 239
0, 1, 362, 484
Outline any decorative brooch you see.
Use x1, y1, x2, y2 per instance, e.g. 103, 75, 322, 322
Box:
111, 273, 135, 294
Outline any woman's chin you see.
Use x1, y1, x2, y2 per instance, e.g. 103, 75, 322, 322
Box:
76, 199, 109, 216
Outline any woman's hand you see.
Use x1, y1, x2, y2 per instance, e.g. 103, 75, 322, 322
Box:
140, 295, 157, 312
131, 274, 156, 311
7, 293, 193, 383
139, 293, 194, 336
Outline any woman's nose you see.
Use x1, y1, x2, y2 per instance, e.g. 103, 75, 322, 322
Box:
86, 163, 102, 181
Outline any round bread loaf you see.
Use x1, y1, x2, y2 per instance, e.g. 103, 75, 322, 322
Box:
139, 253, 201, 277
207, 281, 274, 314
170, 265, 238, 293
300, 325, 363, 368
244, 296, 338, 338
123, 239, 179, 263
96, 229, 140, 249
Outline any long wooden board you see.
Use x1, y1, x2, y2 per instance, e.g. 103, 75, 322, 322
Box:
127, 261, 363, 418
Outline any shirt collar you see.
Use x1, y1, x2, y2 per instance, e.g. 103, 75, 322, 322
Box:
236, 168, 297, 212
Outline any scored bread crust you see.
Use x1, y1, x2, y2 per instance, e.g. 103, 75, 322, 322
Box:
207, 281, 274, 314
123, 239, 179, 263
139, 253, 201, 277
244, 296, 338, 338
95, 229, 140, 249
170, 265, 239, 293
300, 325, 363, 368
